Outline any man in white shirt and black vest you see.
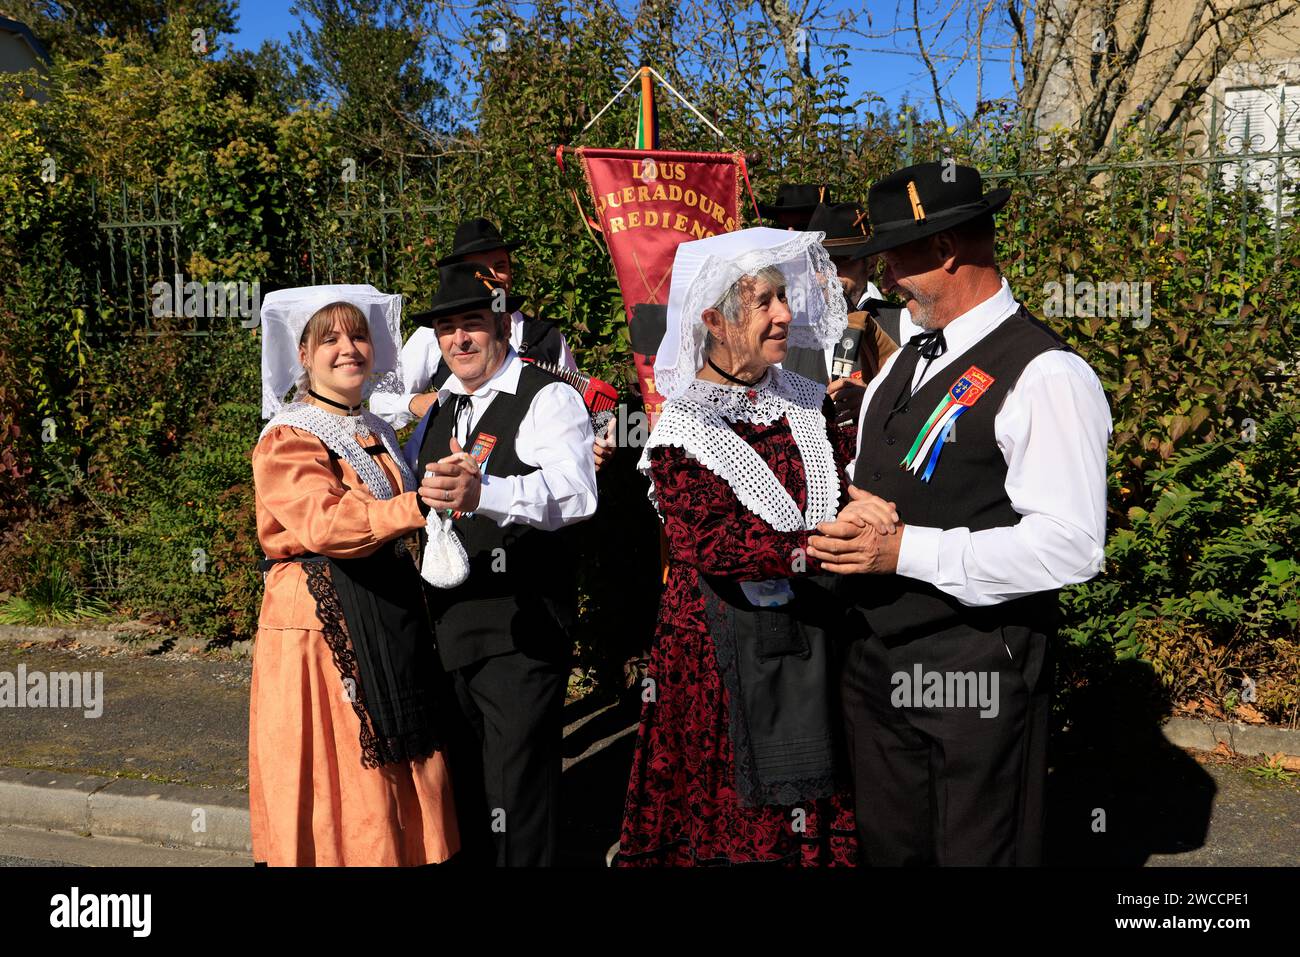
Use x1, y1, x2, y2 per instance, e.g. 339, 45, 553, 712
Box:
808, 162, 1112, 866
371, 218, 574, 421
412, 260, 598, 866
379, 217, 615, 471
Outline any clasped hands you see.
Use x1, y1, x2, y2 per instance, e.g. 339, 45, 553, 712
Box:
807, 485, 904, 575
418, 437, 482, 514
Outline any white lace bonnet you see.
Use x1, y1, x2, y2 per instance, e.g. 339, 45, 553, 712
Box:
654, 227, 848, 401
260, 284, 405, 419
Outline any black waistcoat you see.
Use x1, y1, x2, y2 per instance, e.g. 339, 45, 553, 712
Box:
849, 306, 1070, 641
432, 315, 564, 390
782, 343, 833, 384
870, 302, 905, 348
416, 363, 577, 670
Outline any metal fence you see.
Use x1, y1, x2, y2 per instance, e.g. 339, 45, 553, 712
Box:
90, 182, 186, 339
887, 91, 1299, 325
50, 537, 127, 596
962, 93, 1300, 261
304, 163, 465, 291
88, 158, 483, 335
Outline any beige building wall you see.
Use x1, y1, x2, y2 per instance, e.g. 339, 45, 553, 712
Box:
0, 19, 48, 102
1035, 0, 1300, 148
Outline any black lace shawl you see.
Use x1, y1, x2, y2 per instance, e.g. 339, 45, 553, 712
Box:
300, 544, 445, 769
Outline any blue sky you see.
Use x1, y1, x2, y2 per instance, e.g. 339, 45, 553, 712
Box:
227, 1, 1018, 124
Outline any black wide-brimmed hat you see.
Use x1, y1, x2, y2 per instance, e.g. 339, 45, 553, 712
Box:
757, 183, 832, 218
435, 217, 522, 266
806, 201, 871, 252
410, 261, 523, 326
851, 162, 1010, 259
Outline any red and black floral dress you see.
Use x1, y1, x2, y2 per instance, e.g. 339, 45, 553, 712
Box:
615, 379, 860, 867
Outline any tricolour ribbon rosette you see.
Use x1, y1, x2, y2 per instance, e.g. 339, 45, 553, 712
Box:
900, 365, 996, 483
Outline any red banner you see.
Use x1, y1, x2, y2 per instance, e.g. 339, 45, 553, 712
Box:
574, 147, 746, 422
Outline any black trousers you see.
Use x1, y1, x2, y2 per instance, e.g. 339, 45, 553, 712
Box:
839, 620, 1052, 866
444, 648, 568, 867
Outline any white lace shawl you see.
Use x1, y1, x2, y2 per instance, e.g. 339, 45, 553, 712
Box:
638, 367, 840, 533
259, 402, 414, 499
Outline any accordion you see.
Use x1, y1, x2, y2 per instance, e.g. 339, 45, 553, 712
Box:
520, 357, 619, 433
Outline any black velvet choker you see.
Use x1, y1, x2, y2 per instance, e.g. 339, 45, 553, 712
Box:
706, 359, 764, 388
308, 389, 363, 415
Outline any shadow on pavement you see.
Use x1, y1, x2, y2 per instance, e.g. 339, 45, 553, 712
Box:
559, 689, 640, 868
1047, 658, 1216, 866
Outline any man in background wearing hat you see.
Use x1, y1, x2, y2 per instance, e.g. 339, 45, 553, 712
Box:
373, 216, 615, 469
783, 200, 908, 428
808, 161, 1112, 865
370, 218, 571, 421
758, 183, 831, 230
412, 260, 598, 866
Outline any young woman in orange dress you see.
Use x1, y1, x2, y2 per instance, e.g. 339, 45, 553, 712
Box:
249, 285, 476, 866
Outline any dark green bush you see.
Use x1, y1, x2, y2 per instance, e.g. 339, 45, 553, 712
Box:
1060, 392, 1300, 723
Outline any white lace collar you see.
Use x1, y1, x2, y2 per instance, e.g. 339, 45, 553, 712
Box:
639, 367, 840, 532
259, 402, 414, 501
678, 368, 795, 426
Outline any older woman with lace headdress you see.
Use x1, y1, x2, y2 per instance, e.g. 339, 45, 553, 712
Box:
250, 284, 473, 866
613, 229, 899, 867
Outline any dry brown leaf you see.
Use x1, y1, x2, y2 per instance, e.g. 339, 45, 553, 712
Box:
1199, 696, 1226, 720
1234, 703, 1266, 725
1275, 753, 1300, 772
1211, 740, 1235, 759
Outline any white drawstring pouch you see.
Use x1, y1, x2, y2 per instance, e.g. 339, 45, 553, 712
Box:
421, 512, 470, 588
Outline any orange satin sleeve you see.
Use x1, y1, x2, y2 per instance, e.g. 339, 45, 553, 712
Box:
252, 424, 425, 561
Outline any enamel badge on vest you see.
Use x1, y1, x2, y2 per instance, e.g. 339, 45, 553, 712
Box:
451, 432, 498, 519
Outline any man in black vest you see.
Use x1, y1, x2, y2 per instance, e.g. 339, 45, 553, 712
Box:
784, 201, 905, 427
378, 217, 615, 470
808, 162, 1112, 865
413, 261, 598, 866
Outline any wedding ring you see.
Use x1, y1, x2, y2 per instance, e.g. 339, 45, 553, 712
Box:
444, 489, 451, 502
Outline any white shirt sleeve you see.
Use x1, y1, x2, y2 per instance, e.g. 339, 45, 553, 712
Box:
895, 350, 1112, 606
474, 382, 598, 530
369, 326, 440, 428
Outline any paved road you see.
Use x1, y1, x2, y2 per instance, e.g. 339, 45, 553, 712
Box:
0, 641, 250, 789
2, 637, 1296, 867
0, 826, 248, 867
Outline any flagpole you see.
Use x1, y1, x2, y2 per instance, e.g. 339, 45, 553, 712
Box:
636, 64, 658, 150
